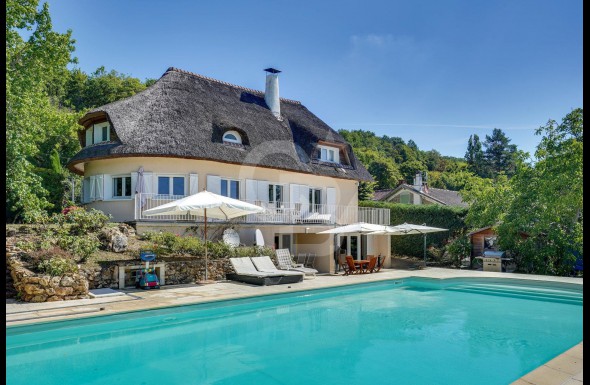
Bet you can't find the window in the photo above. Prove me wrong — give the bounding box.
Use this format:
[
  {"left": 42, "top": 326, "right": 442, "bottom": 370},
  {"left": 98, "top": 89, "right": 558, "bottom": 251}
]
[
  {"left": 158, "top": 176, "right": 185, "bottom": 196},
  {"left": 268, "top": 184, "right": 284, "bottom": 206},
  {"left": 318, "top": 145, "right": 339, "bottom": 163},
  {"left": 222, "top": 130, "right": 242, "bottom": 144},
  {"left": 85, "top": 122, "right": 110, "bottom": 146},
  {"left": 113, "top": 176, "right": 132, "bottom": 198},
  {"left": 399, "top": 192, "right": 411, "bottom": 204},
  {"left": 309, "top": 188, "right": 321, "bottom": 211},
  {"left": 221, "top": 178, "right": 240, "bottom": 199}
]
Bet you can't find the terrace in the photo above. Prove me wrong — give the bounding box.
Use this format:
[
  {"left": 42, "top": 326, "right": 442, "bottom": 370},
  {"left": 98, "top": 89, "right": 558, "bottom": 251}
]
[{"left": 134, "top": 193, "right": 391, "bottom": 225}]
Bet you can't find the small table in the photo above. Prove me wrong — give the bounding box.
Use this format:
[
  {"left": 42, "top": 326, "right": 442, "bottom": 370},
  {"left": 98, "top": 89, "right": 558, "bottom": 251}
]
[{"left": 354, "top": 260, "right": 369, "bottom": 273}]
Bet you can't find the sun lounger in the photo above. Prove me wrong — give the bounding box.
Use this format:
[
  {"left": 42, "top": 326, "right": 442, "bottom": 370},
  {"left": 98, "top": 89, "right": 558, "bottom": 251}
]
[
  {"left": 250, "top": 256, "right": 305, "bottom": 279},
  {"left": 275, "top": 249, "right": 318, "bottom": 277},
  {"left": 227, "top": 257, "right": 303, "bottom": 286}
]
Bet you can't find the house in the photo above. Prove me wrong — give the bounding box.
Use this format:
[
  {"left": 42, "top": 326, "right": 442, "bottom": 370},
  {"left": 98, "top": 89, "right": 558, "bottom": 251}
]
[
  {"left": 373, "top": 172, "right": 468, "bottom": 207},
  {"left": 66, "top": 67, "right": 391, "bottom": 273}
]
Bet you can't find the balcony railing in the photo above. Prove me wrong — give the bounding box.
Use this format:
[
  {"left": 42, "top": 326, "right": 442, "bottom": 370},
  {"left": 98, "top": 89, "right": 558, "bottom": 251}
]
[{"left": 135, "top": 193, "right": 390, "bottom": 225}]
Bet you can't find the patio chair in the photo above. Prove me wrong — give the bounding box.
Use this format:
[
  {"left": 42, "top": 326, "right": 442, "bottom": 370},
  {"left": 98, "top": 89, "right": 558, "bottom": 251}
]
[
  {"left": 275, "top": 249, "right": 318, "bottom": 278},
  {"left": 227, "top": 257, "right": 302, "bottom": 286},
  {"left": 296, "top": 253, "right": 307, "bottom": 265},
  {"left": 250, "top": 256, "right": 305, "bottom": 280},
  {"left": 337, "top": 254, "right": 348, "bottom": 274},
  {"left": 345, "top": 256, "right": 360, "bottom": 275},
  {"left": 374, "top": 254, "right": 386, "bottom": 272},
  {"left": 366, "top": 256, "right": 378, "bottom": 273},
  {"left": 305, "top": 253, "right": 317, "bottom": 268}
]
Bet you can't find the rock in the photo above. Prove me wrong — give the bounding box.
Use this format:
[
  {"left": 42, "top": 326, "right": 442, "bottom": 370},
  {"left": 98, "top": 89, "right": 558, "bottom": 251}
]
[
  {"left": 6, "top": 229, "right": 17, "bottom": 237},
  {"left": 29, "top": 294, "right": 48, "bottom": 302},
  {"left": 46, "top": 296, "right": 63, "bottom": 302},
  {"left": 23, "top": 284, "right": 45, "bottom": 295},
  {"left": 60, "top": 276, "right": 75, "bottom": 287},
  {"left": 118, "top": 223, "right": 136, "bottom": 237},
  {"left": 54, "top": 286, "right": 74, "bottom": 296},
  {"left": 99, "top": 228, "right": 128, "bottom": 253}
]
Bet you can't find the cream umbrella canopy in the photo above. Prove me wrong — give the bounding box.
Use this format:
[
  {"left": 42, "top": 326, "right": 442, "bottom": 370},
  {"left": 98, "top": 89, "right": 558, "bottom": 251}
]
[
  {"left": 143, "top": 190, "right": 264, "bottom": 282},
  {"left": 318, "top": 222, "right": 389, "bottom": 273},
  {"left": 369, "top": 222, "right": 448, "bottom": 267}
]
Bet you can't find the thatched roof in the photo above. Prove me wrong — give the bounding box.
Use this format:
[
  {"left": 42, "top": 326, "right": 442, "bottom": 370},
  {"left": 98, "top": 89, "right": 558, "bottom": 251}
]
[{"left": 67, "top": 67, "right": 372, "bottom": 181}]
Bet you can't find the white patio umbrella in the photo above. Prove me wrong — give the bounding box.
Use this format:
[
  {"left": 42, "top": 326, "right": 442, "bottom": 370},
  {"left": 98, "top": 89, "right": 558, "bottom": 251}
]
[
  {"left": 134, "top": 167, "right": 147, "bottom": 214},
  {"left": 369, "top": 222, "right": 448, "bottom": 266},
  {"left": 318, "top": 222, "right": 389, "bottom": 273},
  {"left": 143, "top": 190, "right": 264, "bottom": 282}
]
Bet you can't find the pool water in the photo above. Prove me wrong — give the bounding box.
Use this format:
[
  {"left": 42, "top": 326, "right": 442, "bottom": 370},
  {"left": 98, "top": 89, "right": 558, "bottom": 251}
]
[{"left": 6, "top": 278, "right": 583, "bottom": 385}]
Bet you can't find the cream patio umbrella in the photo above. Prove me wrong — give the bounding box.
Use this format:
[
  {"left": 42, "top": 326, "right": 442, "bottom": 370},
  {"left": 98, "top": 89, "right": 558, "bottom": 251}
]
[
  {"left": 317, "top": 222, "right": 389, "bottom": 273},
  {"left": 143, "top": 190, "right": 264, "bottom": 283},
  {"left": 369, "top": 222, "right": 448, "bottom": 267}
]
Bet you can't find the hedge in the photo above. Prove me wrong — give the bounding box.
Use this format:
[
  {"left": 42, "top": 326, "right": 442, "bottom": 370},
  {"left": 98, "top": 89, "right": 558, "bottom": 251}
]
[{"left": 360, "top": 201, "right": 468, "bottom": 257}]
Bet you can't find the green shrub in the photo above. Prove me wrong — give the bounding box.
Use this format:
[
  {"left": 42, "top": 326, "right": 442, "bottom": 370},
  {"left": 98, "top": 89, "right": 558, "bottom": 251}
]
[
  {"left": 445, "top": 234, "right": 471, "bottom": 267},
  {"left": 37, "top": 257, "right": 78, "bottom": 276},
  {"left": 56, "top": 233, "right": 100, "bottom": 262},
  {"left": 64, "top": 208, "right": 110, "bottom": 235},
  {"left": 360, "top": 201, "right": 468, "bottom": 257}
]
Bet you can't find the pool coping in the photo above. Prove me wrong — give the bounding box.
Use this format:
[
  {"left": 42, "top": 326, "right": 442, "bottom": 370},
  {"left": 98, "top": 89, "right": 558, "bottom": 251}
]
[{"left": 6, "top": 267, "right": 583, "bottom": 384}]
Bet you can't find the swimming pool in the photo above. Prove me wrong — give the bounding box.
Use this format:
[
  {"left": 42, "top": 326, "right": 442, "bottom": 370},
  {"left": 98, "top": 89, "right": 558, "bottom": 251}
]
[{"left": 6, "top": 278, "right": 583, "bottom": 385}]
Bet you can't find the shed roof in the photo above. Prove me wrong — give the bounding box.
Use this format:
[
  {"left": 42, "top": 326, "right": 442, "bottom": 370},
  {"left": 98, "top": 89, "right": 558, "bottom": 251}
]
[
  {"left": 372, "top": 184, "right": 468, "bottom": 207},
  {"left": 67, "top": 67, "right": 372, "bottom": 182}
]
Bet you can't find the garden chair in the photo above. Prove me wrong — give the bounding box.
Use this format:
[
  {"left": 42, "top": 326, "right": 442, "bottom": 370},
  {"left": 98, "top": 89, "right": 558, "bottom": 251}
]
[
  {"left": 305, "top": 253, "right": 317, "bottom": 268},
  {"left": 345, "top": 256, "right": 360, "bottom": 275},
  {"left": 366, "top": 256, "right": 378, "bottom": 273},
  {"left": 275, "top": 249, "right": 318, "bottom": 278}
]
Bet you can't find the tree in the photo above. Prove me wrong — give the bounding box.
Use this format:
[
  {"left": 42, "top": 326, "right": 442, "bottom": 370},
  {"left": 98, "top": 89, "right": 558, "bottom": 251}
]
[
  {"left": 6, "top": 0, "right": 78, "bottom": 222},
  {"left": 483, "top": 128, "right": 518, "bottom": 177},
  {"left": 358, "top": 181, "right": 377, "bottom": 201},
  {"left": 465, "top": 134, "right": 486, "bottom": 177},
  {"left": 368, "top": 159, "right": 401, "bottom": 190},
  {"left": 461, "top": 109, "right": 583, "bottom": 276}
]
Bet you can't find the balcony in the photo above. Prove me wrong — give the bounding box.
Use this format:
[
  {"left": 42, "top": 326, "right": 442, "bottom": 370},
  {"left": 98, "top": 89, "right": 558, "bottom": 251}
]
[{"left": 134, "top": 193, "right": 390, "bottom": 225}]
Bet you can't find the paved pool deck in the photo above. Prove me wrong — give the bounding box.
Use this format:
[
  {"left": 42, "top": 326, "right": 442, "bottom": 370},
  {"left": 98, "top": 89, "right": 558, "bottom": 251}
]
[{"left": 6, "top": 267, "right": 583, "bottom": 385}]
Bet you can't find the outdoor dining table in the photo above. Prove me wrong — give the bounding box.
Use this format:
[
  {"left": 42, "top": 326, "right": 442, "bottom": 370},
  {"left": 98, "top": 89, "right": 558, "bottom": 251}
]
[{"left": 354, "top": 259, "right": 370, "bottom": 273}]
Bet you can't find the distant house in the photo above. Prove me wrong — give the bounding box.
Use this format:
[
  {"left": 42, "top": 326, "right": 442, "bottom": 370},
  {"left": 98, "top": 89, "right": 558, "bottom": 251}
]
[
  {"left": 372, "top": 172, "right": 468, "bottom": 207},
  {"left": 66, "top": 67, "right": 392, "bottom": 273}
]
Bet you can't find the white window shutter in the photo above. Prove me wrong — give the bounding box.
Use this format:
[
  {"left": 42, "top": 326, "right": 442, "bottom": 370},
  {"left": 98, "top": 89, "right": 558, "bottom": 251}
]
[
  {"left": 207, "top": 175, "right": 221, "bottom": 194},
  {"left": 89, "top": 176, "right": 96, "bottom": 200},
  {"left": 299, "top": 185, "right": 310, "bottom": 205},
  {"left": 103, "top": 174, "right": 112, "bottom": 200},
  {"left": 131, "top": 172, "right": 138, "bottom": 196},
  {"left": 326, "top": 187, "right": 336, "bottom": 206},
  {"left": 93, "top": 124, "right": 102, "bottom": 144},
  {"left": 289, "top": 184, "right": 300, "bottom": 209},
  {"left": 189, "top": 174, "right": 199, "bottom": 195},
  {"left": 246, "top": 179, "right": 257, "bottom": 202},
  {"left": 143, "top": 172, "right": 153, "bottom": 195},
  {"left": 257, "top": 181, "right": 269, "bottom": 203},
  {"left": 85, "top": 128, "right": 93, "bottom": 147},
  {"left": 94, "top": 175, "right": 104, "bottom": 200},
  {"left": 83, "top": 178, "right": 91, "bottom": 203}
]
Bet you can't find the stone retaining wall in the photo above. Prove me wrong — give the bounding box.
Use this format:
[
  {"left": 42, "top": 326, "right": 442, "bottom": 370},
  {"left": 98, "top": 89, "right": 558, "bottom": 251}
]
[
  {"left": 6, "top": 241, "right": 240, "bottom": 301},
  {"left": 7, "top": 245, "right": 89, "bottom": 302}
]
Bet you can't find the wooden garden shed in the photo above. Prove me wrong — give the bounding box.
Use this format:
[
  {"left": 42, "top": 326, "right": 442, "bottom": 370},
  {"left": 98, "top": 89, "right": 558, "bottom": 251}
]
[{"left": 467, "top": 226, "right": 498, "bottom": 257}]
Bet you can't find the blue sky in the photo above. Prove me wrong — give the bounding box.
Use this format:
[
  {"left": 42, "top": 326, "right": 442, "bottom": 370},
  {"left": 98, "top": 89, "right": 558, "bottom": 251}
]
[{"left": 49, "top": 0, "right": 582, "bottom": 159}]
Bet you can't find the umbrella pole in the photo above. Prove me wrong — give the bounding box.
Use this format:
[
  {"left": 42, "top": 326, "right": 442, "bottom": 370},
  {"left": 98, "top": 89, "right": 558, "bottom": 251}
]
[
  {"left": 423, "top": 234, "right": 427, "bottom": 267},
  {"left": 204, "top": 209, "right": 208, "bottom": 281}
]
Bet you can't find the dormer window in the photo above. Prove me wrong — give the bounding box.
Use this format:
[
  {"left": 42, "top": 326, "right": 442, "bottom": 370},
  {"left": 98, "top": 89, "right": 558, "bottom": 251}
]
[
  {"left": 222, "top": 130, "right": 242, "bottom": 144},
  {"left": 318, "top": 145, "right": 340, "bottom": 163},
  {"left": 85, "top": 122, "right": 111, "bottom": 147}
]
